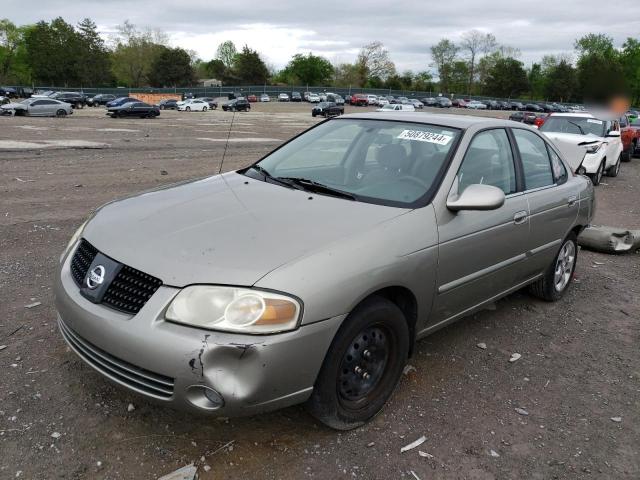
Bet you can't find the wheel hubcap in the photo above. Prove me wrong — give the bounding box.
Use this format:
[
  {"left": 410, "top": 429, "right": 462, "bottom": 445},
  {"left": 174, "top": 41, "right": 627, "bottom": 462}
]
[
  {"left": 554, "top": 241, "right": 575, "bottom": 292},
  {"left": 338, "top": 326, "right": 389, "bottom": 403}
]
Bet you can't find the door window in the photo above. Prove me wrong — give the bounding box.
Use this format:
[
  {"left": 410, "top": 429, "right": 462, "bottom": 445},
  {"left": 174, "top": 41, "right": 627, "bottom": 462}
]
[
  {"left": 513, "top": 129, "right": 554, "bottom": 190},
  {"left": 457, "top": 129, "right": 516, "bottom": 195}
]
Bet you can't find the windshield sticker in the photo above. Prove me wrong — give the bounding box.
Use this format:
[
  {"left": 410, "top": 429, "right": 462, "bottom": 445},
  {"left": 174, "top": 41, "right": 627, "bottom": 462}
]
[
  {"left": 587, "top": 119, "right": 603, "bottom": 124},
  {"left": 397, "top": 130, "right": 452, "bottom": 145}
]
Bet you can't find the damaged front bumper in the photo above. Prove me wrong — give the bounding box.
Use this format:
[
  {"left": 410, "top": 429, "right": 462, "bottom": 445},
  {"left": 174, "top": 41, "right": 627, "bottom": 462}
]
[{"left": 54, "top": 255, "right": 344, "bottom": 416}]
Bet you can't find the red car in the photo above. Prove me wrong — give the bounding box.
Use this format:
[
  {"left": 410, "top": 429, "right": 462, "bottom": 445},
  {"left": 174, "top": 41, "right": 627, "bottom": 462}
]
[
  {"left": 619, "top": 114, "right": 640, "bottom": 161},
  {"left": 246, "top": 94, "right": 257, "bottom": 103},
  {"left": 534, "top": 114, "right": 548, "bottom": 128},
  {"left": 451, "top": 99, "right": 467, "bottom": 108},
  {"left": 351, "top": 94, "right": 368, "bottom": 106}
]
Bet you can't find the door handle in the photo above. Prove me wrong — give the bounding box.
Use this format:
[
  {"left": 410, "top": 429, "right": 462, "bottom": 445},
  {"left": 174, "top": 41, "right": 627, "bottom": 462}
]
[
  {"left": 513, "top": 211, "right": 528, "bottom": 225},
  {"left": 567, "top": 195, "right": 577, "bottom": 207}
]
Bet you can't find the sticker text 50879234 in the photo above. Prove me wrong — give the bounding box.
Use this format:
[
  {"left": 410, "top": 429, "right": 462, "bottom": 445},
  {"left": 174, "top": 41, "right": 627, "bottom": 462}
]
[{"left": 397, "top": 130, "right": 453, "bottom": 145}]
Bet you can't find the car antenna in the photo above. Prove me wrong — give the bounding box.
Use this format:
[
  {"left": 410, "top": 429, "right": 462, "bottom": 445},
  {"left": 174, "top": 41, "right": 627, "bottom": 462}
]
[{"left": 218, "top": 108, "right": 236, "bottom": 175}]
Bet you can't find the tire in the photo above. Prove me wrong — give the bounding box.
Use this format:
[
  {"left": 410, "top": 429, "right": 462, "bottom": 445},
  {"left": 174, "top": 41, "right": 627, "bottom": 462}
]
[
  {"left": 589, "top": 160, "right": 604, "bottom": 186},
  {"left": 307, "top": 296, "right": 410, "bottom": 430},
  {"left": 212, "top": 105, "right": 217, "bottom": 110},
  {"left": 203, "top": 106, "right": 208, "bottom": 112},
  {"left": 633, "top": 139, "right": 639, "bottom": 157},
  {"left": 312, "top": 112, "right": 316, "bottom": 117},
  {"left": 529, "top": 233, "right": 578, "bottom": 302},
  {"left": 185, "top": 106, "right": 191, "bottom": 112},
  {"left": 56, "top": 109, "right": 67, "bottom": 117},
  {"left": 607, "top": 154, "right": 621, "bottom": 177},
  {"left": 621, "top": 147, "right": 632, "bottom": 162}
]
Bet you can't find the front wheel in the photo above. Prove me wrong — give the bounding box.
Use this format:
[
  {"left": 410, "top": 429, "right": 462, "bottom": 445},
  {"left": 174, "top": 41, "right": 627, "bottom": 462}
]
[
  {"left": 589, "top": 160, "right": 604, "bottom": 186},
  {"left": 607, "top": 154, "right": 621, "bottom": 177},
  {"left": 56, "top": 109, "right": 67, "bottom": 117},
  {"left": 529, "top": 233, "right": 578, "bottom": 301},
  {"left": 185, "top": 106, "right": 191, "bottom": 112},
  {"left": 307, "top": 296, "right": 409, "bottom": 430},
  {"left": 203, "top": 106, "right": 208, "bottom": 112}
]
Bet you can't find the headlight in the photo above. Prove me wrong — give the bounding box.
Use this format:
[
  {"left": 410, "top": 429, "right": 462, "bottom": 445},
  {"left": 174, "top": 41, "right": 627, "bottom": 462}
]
[
  {"left": 584, "top": 142, "right": 602, "bottom": 154},
  {"left": 165, "top": 286, "right": 301, "bottom": 334},
  {"left": 60, "top": 219, "right": 88, "bottom": 262}
]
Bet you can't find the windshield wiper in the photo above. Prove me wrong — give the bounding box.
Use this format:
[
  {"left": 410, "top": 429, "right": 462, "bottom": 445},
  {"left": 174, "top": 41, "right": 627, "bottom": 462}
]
[
  {"left": 567, "top": 121, "right": 585, "bottom": 135},
  {"left": 276, "top": 177, "right": 356, "bottom": 200},
  {"left": 249, "top": 165, "right": 302, "bottom": 189}
]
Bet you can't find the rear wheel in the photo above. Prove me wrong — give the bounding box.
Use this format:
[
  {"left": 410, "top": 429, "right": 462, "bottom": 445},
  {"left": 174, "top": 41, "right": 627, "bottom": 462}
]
[
  {"left": 621, "top": 147, "right": 632, "bottom": 162},
  {"left": 307, "top": 296, "right": 409, "bottom": 430},
  {"left": 607, "top": 154, "right": 621, "bottom": 177},
  {"left": 529, "top": 233, "right": 577, "bottom": 301}
]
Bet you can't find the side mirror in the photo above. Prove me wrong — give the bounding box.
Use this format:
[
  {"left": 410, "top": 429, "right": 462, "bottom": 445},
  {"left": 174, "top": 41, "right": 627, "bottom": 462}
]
[
  {"left": 447, "top": 183, "right": 506, "bottom": 212},
  {"left": 606, "top": 130, "right": 621, "bottom": 137}
]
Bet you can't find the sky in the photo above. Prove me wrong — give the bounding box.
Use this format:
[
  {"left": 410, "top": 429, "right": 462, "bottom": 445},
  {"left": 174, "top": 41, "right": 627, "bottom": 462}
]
[{"left": 4, "top": 0, "right": 640, "bottom": 73}]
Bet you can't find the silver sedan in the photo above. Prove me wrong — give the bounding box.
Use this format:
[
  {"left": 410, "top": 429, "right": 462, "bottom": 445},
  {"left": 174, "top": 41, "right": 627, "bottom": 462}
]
[
  {"left": 1, "top": 97, "right": 73, "bottom": 117},
  {"left": 55, "top": 113, "right": 593, "bottom": 429}
]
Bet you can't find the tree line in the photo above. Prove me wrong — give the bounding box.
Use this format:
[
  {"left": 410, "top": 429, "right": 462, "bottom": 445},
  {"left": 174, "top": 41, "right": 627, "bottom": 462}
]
[{"left": 0, "top": 17, "right": 638, "bottom": 104}]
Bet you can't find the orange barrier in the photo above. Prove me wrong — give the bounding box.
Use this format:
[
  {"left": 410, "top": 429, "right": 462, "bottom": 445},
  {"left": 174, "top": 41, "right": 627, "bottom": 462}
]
[{"left": 131, "top": 93, "right": 182, "bottom": 104}]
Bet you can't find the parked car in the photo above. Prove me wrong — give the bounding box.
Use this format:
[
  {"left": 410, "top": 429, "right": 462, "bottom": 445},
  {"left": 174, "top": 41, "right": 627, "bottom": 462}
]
[
  {"left": 421, "top": 97, "right": 437, "bottom": 107},
  {"left": 31, "top": 90, "right": 56, "bottom": 98},
  {"left": 435, "top": 97, "right": 452, "bottom": 108},
  {"left": 291, "top": 92, "right": 302, "bottom": 102},
  {"left": 351, "top": 94, "right": 368, "bottom": 106},
  {"left": 106, "top": 97, "right": 139, "bottom": 108},
  {"left": 50, "top": 92, "right": 87, "bottom": 108},
  {"left": 222, "top": 98, "right": 251, "bottom": 112},
  {"left": 244, "top": 94, "right": 256, "bottom": 103},
  {"left": 533, "top": 115, "right": 547, "bottom": 129},
  {"left": 343, "top": 95, "right": 352, "bottom": 105},
  {"left": 1, "top": 97, "right": 73, "bottom": 117},
  {"left": 629, "top": 118, "right": 640, "bottom": 156},
  {"left": 0, "top": 96, "right": 10, "bottom": 105},
  {"left": 377, "top": 98, "right": 390, "bottom": 106},
  {"left": 327, "top": 94, "right": 345, "bottom": 106},
  {"left": 508, "top": 111, "right": 539, "bottom": 125},
  {"left": 312, "top": 101, "right": 344, "bottom": 117},
  {"left": 466, "top": 100, "right": 487, "bottom": 110},
  {"left": 409, "top": 99, "right": 424, "bottom": 109},
  {"left": 278, "top": 93, "right": 290, "bottom": 102},
  {"left": 366, "top": 94, "right": 378, "bottom": 106},
  {"left": 509, "top": 101, "right": 525, "bottom": 111},
  {"left": 540, "top": 112, "right": 623, "bottom": 184},
  {"left": 87, "top": 94, "right": 116, "bottom": 107},
  {"left": 307, "top": 93, "right": 320, "bottom": 103},
  {"left": 451, "top": 99, "right": 467, "bottom": 108},
  {"left": 496, "top": 101, "right": 511, "bottom": 110},
  {"left": 0, "top": 86, "right": 18, "bottom": 98},
  {"left": 198, "top": 97, "right": 218, "bottom": 109},
  {"left": 260, "top": 94, "right": 270, "bottom": 102},
  {"left": 525, "top": 103, "right": 544, "bottom": 112},
  {"left": 618, "top": 114, "right": 640, "bottom": 161},
  {"left": 55, "top": 112, "right": 593, "bottom": 430},
  {"left": 376, "top": 104, "right": 415, "bottom": 112},
  {"left": 178, "top": 99, "right": 210, "bottom": 112},
  {"left": 107, "top": 101, "right": 160, "bottom": 118},
  {"left": 158, "top": 99, "right": 179, "bottom": 110}
]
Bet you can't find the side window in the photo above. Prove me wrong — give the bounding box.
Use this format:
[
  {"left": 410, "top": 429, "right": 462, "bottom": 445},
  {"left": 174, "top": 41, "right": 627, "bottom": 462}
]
[
  {"left": 513, "top": 129, "right": 554, "bottom": 189},
  {"left": 457, "top": 129, "right": 516, "bottom": 195},
  {"left": 32, "top": 100, "right": 44, "bottom": 106},
  {"left": 547, "top": 146, "right": 568, "bottom": 184},
  {"left": 619, "top": 116, "right": 628, "bottom": 128}
]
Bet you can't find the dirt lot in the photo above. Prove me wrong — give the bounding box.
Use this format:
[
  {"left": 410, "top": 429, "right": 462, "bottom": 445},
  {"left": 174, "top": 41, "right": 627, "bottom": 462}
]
[{"left": 1, "top": 103, "right": 638, "bottom": 480}]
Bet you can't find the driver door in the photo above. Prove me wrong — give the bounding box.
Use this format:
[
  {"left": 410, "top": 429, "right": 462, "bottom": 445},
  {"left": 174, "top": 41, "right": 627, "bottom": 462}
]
[{"left": 432, "top": 128, "right": 530, "bottom": 323}]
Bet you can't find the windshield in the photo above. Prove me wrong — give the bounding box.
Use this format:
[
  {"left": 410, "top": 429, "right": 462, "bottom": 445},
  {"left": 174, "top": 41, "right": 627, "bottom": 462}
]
[
  {"left": 249, "top": 119, "right": 461, "bottom": 207},
  {"left": 540, "top": 116, "right": 606, "bottom": 137}
]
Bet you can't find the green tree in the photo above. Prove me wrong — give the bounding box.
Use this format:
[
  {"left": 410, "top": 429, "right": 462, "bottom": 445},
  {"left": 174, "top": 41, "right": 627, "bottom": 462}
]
[
  {"left": 216, "top": 40, "right": 237, "bottom": 69},
  {"left": 148, "top": 46, "right": 195, "bottom": 87},
  {"left": 333, "top": 62, "right": 363, "bottom": 87},
  {"left": 111, "top": 20, "right": 165, "bottom": 87},
  {"left": 281, "top": 53, "right": 333, "bottom": 86},
  {"left": 483, "top": 57, "right": 528, "bottom": 98},
  {"left": 544, "top": 60, "right": 577, "bottom": 102},
  {"left": 575, "top": 33, "right": 616, "bottom": 57},
  {"left": 575, "top": 33, "right": 625, "bottom": 103},
  {"left": 620, "top": 38, "right": 640, "bottom": 105},
  {"left": 430, "top": 39, "right": 459, "bottom": 93},
  {"left": 527, "top": 63, "right": 544, "bottom": 99},
  {"left": 76, "top": 18, "right": 112, "bottom": 86},
  {"left": 356, "top": 41, "right": 396, "bottom": 84},
  {"left": 232, "top": 45, "right": 269, "bottom": 84}
]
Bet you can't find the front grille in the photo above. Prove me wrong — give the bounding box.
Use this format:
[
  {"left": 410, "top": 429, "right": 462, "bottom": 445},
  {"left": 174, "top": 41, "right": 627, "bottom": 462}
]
[
  {"left": 102, "top": 265, "right": 163, "bottom": 315},
  {"left": 58, "top": 317, "right": 174, "bottom": 399},
  {"left": 70, "top": 239, "right": 162, "bottom": 315},
  {"left": 70, "top": 240, "right": 98, "bottom": 286}
]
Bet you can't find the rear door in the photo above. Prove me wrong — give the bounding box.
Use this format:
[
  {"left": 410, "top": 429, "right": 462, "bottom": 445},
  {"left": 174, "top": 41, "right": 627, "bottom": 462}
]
[
  {"left": 433, "top": 128, "right": 530, "bottom": 322},
  {"left": 511, "top": 128, "right": 578, "bottom": 276}
]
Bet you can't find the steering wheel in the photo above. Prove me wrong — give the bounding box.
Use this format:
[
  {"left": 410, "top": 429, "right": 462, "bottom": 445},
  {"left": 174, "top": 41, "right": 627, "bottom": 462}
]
[{"left": 397, "top": 176, "right": 430, "bottom": 190}]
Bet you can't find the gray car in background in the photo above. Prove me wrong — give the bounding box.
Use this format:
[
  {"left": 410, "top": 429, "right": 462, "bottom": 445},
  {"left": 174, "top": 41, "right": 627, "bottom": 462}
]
[
  {"left": 1, "top": 97, "right": 73, "bottom": 117},
  {"left": 55, "top": 113, "right": 593, "bottom": 429}
]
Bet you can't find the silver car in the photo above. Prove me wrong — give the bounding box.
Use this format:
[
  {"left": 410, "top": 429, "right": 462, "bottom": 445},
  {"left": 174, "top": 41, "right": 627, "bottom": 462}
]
[
  {"left": 55, "top": 113, "right": 593, "bottom": 429},
  {"left": 1, "top": 97, "right": 73, "bottom": 117}
]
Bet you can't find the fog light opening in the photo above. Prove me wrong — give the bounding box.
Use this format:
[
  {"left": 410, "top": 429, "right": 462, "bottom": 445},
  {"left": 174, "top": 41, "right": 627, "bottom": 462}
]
[{"left": 186, "top": 385, "right": 225, "bottom": 411}]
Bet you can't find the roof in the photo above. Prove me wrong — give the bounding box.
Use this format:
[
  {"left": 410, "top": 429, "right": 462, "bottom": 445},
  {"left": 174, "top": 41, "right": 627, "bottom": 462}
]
[{"left": 340, "top": 111, "right": 514, "bottom": 129}]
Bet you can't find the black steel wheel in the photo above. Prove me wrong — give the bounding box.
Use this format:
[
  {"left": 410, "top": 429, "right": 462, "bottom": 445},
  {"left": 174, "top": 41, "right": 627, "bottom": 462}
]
[{"left": 307, "top": 296, "right": 409, "bottom": 430}]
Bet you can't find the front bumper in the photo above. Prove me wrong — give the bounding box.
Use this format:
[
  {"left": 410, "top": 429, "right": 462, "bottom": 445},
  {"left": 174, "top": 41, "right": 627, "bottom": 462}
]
[
  {"left": 54, "top": 250, "right": 344, "bottom": 416},
  {"left": 580, "top": 152, "right": 604, "bottom": 174}
]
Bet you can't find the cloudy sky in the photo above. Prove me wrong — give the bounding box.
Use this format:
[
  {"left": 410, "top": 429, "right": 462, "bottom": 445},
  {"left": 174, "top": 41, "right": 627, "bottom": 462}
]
[{"left": 5, "top": 0, "right": 640, "bottom": 73}]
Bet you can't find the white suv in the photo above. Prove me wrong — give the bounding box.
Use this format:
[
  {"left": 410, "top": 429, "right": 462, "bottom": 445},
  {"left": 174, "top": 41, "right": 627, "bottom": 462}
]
[{"left": 539, "top": 112, "right": 623, "bottom": 185}]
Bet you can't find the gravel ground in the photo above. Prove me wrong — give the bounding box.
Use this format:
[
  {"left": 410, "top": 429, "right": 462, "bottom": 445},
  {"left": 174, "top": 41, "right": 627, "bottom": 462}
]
[{"left": 1, "top": 103, "right": 638, "bottom": 480}]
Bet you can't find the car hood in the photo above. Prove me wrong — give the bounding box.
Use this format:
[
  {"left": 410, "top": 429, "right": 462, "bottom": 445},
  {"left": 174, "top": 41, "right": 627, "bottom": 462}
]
[
  {"left": 82, "top": 172, "right": 409, "bottom": 287},
  {"left": 542, "top": 132, "right": 603, "bottom": 170}
]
